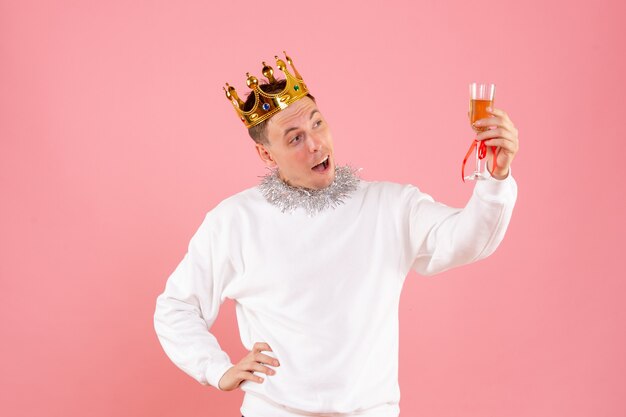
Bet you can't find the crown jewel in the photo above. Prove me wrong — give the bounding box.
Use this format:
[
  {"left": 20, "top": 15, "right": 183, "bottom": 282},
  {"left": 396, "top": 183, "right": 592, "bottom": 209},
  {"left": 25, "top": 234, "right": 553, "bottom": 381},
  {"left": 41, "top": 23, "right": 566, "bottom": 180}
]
[{"left": 223, "top": 51, "right": 310, "bottom": 128}]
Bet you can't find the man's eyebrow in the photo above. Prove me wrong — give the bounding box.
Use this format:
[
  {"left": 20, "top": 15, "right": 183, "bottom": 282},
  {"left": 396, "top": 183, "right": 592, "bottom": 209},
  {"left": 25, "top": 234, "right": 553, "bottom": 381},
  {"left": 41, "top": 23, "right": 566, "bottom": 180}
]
[{"left": 283, "top": 109, "right": 320, "bottom": 138}]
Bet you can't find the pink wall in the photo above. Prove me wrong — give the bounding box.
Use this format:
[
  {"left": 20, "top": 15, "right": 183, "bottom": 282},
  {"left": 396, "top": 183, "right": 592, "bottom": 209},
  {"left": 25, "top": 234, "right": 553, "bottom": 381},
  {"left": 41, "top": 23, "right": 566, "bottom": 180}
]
[{"left": 1, "top": 0, "right": 625, "bottom": 416}]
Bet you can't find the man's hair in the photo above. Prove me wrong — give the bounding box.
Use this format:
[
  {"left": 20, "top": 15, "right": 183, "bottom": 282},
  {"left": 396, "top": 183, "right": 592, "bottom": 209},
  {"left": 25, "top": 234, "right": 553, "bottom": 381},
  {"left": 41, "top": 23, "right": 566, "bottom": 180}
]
[{"left": 243, "top": 79, "right": 316, "bottom": 144}]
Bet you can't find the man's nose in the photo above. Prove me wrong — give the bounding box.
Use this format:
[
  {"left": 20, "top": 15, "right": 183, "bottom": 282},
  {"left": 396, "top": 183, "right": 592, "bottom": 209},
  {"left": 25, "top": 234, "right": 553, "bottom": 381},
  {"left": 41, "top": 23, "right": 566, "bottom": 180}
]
[{"left": 307, "top": 133, "right": 323, "bottom": 153}]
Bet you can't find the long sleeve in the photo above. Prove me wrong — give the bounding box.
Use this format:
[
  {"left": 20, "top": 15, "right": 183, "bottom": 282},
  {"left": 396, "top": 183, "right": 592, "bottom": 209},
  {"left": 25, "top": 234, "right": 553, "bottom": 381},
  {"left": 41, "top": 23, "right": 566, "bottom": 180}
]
[
  {"left": 153, "top": 211, "right": 235, "bottom": 390},
  {"left": 404, "top": 168, "right": 518, "bottom": 276}
]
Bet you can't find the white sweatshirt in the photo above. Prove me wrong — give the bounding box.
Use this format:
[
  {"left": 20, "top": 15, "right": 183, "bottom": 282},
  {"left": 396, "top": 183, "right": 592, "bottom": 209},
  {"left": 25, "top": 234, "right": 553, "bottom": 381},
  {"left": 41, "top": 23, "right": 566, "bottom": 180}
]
[{"left": 153, "top": 169, "right": 517, "bottom": 417}]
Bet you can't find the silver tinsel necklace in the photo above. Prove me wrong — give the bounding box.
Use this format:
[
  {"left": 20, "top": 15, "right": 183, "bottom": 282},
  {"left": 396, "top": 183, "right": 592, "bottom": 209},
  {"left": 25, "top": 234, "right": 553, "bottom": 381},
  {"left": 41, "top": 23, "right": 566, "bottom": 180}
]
[{"left": 258, "top": 165, "right": 361, "bottom": 216}]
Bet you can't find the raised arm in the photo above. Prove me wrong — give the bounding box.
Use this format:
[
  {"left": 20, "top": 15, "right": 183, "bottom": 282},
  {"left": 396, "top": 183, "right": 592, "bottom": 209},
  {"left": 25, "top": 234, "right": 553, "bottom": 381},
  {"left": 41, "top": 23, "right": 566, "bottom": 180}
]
[
  {"left": 405, "top": 168, "right": 518, "bottom": 276},
  {"left": 406, "top": 105, "right": 519, "bottom": 276}
]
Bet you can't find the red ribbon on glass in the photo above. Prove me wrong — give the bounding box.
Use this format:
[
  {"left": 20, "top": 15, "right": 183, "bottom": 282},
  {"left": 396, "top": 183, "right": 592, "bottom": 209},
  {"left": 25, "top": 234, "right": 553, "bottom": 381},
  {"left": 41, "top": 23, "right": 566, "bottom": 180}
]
[{"left": 461, "top": 139, "right": 499, "bottom": 182}]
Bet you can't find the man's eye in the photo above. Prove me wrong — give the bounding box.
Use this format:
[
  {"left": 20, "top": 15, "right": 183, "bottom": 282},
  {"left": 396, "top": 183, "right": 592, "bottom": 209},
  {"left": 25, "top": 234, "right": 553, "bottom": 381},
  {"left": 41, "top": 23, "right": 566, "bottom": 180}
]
[
  {"left": 314, "top": 120, "right": 322, "bottom": 127},
  {"left": 291, "top": 135, "right": 302, "bottom": 143}
]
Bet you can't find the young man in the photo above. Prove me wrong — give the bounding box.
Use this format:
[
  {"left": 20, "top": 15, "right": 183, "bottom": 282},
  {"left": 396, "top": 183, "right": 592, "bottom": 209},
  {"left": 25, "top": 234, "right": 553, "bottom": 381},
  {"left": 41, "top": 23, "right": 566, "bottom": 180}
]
[{"left": 154, "top": 52, "right": 519, "bottom": 417}]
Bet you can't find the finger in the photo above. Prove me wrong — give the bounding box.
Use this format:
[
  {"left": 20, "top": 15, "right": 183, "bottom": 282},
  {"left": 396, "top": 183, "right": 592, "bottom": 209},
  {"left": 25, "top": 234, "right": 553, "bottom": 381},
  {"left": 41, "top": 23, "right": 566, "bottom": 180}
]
[
  {"left": 487, "top": 106, "right": 511, "bottom": 122},
  {"left": 252, "top": 342, "right": 273, "bottom": 353},
  {"left": 239, "top": 370, "right": 265, "bottom": 384},
  {"left": 476, "top": 127, "right": 514, "bottom": 141},
  {"left": 485, "top": 136, "right": 519, "bottom": 153},
  {"left": 474, "top": 117, "right": 515, "bottom": 132},
  {"left": 479, "top": 129, "right": 519, "bottom": 152},
  {"left": 249, "top": 362, "right": 277, "bottom": 376},
  {"left": 255, "top": 353, "right": 280, "bottom": 366},
  {"left": 482, "top": 138, "right": 513, "bottom": 150},
  {"left": 488, "top": 107, "right": 517, "bottom": 131}
]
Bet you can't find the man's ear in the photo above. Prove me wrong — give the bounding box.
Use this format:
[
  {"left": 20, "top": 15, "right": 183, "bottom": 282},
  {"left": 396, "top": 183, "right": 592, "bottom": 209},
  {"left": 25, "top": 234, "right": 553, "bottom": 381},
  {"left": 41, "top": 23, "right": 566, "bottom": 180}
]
[{"left": 255, "top": 142, "right": 277, "bottom": 168}]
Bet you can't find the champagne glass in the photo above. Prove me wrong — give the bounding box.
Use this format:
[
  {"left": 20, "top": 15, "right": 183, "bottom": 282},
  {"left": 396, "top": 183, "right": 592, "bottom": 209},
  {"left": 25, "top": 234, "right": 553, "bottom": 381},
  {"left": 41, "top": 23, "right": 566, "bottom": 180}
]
[{"left": 463, "top": 82, "right": 496, "bottom": 181}]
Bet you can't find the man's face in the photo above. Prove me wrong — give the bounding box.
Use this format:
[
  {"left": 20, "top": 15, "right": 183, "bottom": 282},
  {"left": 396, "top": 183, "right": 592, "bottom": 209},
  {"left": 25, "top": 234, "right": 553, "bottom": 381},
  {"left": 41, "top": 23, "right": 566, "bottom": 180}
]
[{"left": 255, "top": 96, "right": 335, "bottom": 190}]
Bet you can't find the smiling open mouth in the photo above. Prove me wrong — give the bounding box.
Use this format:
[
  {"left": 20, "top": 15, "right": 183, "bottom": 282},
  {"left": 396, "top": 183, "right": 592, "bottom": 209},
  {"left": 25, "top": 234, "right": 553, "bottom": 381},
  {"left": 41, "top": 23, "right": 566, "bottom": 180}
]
[{"left": 312, "top": 156, "right": 330, "bottom": 172}]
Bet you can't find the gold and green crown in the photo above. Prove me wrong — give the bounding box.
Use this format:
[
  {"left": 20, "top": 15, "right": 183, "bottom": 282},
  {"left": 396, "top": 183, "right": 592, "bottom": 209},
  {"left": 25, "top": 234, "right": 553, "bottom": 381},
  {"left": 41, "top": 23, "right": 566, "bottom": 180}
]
[{"left": 223, "top": 51, "right": 310, "bottom": 129}]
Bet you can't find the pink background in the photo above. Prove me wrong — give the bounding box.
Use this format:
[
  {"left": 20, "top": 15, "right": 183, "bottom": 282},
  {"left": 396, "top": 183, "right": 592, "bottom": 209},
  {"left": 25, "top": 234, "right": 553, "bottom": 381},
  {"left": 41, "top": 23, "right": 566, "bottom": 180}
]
[{"left": 1, "top": 0, "right": 625, "bottom": 416}]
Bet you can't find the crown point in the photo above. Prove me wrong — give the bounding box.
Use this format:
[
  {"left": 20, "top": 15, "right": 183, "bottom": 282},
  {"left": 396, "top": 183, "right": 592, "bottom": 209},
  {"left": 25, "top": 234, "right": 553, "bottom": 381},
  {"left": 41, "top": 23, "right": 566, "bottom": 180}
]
[
  {"left": 246, "top": 74, "right": 259, "bottom": 89},
  {"left": 282, "top": 52, "right": 302, "bottom": 79},
  {"left": 283, "top": 51, "right": 292, "bottom": 64},
  {"left": 262, "top": 62, "right": 276, "bottom": 83},
  {"left": 223, "top": 83, "right": 232, "bottom": 100},
  {"left": 224, "top": 84, "right": 244, "bottom": 108}
]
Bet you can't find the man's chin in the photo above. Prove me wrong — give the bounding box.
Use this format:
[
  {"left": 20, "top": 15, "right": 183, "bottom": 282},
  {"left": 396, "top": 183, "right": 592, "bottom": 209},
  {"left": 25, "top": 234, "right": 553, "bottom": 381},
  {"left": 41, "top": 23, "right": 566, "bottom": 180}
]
[
  {"left": 280, "top": 164, "right": 336, "bottom": 190},
  {"left": 308, "top": 172, "right": 335, "bottom": 190}
]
